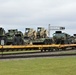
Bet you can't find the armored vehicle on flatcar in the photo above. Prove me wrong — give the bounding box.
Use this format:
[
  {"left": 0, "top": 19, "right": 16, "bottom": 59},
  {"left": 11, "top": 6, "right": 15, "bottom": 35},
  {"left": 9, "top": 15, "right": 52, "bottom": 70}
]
[
  {"left": 5, "top": 29, "right": 18, "bottom": 45},
  {"left": 14, "top": 31, "right": 24, "bottom": 45},
  {"left": 73, "top": 34, "right": 76, "bottom": 44},
  {"left": 37, "top": 27, "right": 47, "bottom": 38},
  {"left": 53, "top": 31, "right": 73, "bottom": 44},
  {"left": 23, "top": 28, "right": 36, "bottom": 44},
  {"left": 32, "top": 27, "right": 53, "bottom": 45}
]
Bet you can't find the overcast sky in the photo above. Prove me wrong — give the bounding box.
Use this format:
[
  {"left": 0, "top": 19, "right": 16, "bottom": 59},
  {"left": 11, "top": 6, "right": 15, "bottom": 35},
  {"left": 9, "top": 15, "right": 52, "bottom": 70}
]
[{"left": 0, "top": 0, "right": 76, "bottom": 36}]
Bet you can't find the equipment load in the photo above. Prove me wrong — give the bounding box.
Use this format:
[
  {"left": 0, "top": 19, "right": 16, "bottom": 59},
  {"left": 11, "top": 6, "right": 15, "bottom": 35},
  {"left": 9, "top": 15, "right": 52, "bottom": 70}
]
[
  {"left": 32, "top": 27, "right": 53, "bottom": 45},
  {"left": 24, "top": 28, "right": 36, "bottom": 39},
  {"left": 14, "top": 31, "right": 24, "bottom": 45},
  {"left": 6, "top": 29, "right": 18, "bottom": 45},
  {"left": 37, "top": 27, "right": 47, "bottom": 38},
  {"left": 73, "top": 34, "right": 76, "bottom": 44},
  {"left": 24, "top": 28, "right": 36, "bottom": 44},
  {"left": 53, "top": 31, "right": 73, "bottom": 44}
]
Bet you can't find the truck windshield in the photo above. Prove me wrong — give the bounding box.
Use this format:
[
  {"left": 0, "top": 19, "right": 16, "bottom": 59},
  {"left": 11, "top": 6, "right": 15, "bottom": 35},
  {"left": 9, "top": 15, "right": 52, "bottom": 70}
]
[{"left": 53, "top": 33, "right": 65, "bottom": 38}]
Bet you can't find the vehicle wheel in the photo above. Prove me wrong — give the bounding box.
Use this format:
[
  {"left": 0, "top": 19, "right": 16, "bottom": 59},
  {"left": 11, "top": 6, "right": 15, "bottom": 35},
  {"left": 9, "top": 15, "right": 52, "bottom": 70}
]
[
  {"left": 17, "top": 37, "right": 24, "bottom": 45},
  {"left": 13, "top": 37, "right": 18, "bottom": 45}
]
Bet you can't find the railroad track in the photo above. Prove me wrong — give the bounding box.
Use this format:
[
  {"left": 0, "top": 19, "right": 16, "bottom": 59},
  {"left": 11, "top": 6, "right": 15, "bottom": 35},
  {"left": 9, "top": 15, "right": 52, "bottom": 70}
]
[{"left": 0, "top": 49, "right": 76, "bottom": 59}]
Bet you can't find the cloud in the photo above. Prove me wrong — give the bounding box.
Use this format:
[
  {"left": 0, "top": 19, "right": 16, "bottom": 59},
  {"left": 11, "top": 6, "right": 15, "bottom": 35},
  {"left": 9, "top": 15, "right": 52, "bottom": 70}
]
[{"left": 0, "top": 0, "right": 76, "bottom": 36}]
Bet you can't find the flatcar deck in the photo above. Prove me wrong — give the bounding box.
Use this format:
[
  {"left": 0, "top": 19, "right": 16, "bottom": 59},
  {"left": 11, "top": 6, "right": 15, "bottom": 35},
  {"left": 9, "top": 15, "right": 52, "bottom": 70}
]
[{"left": 0, "top": 44, "right": 76, "bottom": 52}]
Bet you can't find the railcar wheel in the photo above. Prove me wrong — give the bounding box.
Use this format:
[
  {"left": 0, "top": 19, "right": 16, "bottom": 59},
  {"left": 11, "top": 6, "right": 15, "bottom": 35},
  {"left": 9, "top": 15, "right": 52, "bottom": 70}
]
[
  {"left": 55, "top": 48, "right": 59, "bottom": 51},
  {"left": 41, "top": 49, "right": 43, "bottom": 52}
]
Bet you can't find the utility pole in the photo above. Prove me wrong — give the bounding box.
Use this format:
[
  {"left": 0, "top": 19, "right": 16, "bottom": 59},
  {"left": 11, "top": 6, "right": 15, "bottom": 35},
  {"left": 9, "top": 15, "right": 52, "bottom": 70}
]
[
  {"left": 48, "top": 24, "right": 65, "bottom": 37},
  {"left": 48, "top": 24, "right": 51, "bottom": 37}
]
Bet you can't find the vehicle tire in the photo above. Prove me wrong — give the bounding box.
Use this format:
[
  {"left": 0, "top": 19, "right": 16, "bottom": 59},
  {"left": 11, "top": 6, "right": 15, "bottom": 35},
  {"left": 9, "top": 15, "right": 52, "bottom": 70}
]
[
  {"left": 17, "top": 37, "right": 24, "bottom": 45},
  {"left": 13, "top": 37, "right": 18, "bottom": 45}
]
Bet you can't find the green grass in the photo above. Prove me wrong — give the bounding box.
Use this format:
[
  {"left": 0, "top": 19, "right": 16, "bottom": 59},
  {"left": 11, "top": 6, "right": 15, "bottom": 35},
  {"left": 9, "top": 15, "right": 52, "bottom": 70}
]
[{"left": 0, "top": 57, "right": 76, "bottom": 75}]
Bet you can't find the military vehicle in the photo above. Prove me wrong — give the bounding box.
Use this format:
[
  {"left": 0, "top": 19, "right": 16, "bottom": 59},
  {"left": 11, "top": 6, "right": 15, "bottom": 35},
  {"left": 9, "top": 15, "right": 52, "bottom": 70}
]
[
  {"left": 0, "top": 27, "right": 6, "bottom": 45},
  {"left": 32, "top": 27, "right": 53, "bottom": 45},
  {"left": 73, "top": 34, "right": 76, "bottom": 44},
  {"left": 5, "top": 29, "right": 18, "bottom": 45},
  {"left": 52, "top": 31, "right": 73, "bottom": 44},
  {"left": 24, "top": 28, "right": 36, "bottom": 39},
  {"left": 23, "top": 28, "right": 36, "bottom": 44},
  {"left": 37, "top": 27, "right": 47, "bottom": 38},
  {"left": 14, "top": 31, "right": 24, "bottom": 45}
]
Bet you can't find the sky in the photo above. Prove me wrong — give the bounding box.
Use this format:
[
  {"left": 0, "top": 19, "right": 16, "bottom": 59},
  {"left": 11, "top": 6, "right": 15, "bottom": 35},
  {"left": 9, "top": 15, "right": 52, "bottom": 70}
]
[{"left": 0, "top": 0, "right": 76, "bottom": 36}]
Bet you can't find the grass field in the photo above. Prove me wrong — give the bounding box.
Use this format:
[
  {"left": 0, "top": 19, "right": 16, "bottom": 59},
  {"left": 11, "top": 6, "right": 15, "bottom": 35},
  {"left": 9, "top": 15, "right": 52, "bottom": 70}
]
[{"left": 0, "top": 57, "right": 76, "bottom": 75}]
